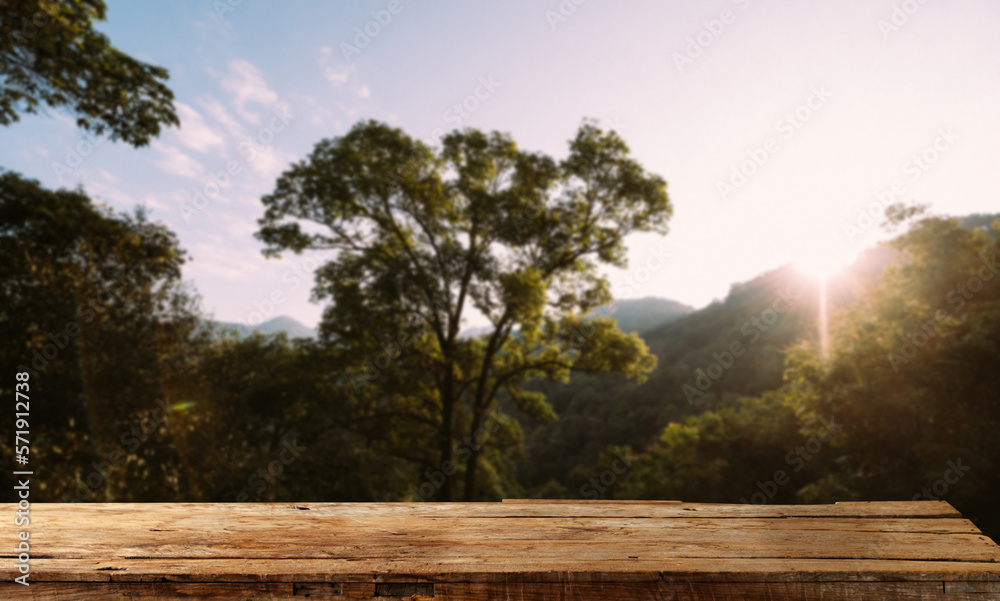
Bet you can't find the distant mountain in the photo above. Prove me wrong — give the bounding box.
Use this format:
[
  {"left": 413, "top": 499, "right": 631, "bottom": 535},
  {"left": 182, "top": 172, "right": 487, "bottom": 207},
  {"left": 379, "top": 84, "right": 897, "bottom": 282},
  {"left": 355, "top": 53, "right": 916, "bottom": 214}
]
[
  {"left": 212, "top": 316, "right": 318, "bottom": 340},
  {"left": 960, "top": 213, "right": 1000, "bottom": 231},
  {"left": 600, "top": 297, "right": 695, "bottom": 335},
  {"left": 458, "top": 325, "right": 495, "bottom": 339},
  {"left": 458, "top": 297, "right": 694, "bottom": 339}
]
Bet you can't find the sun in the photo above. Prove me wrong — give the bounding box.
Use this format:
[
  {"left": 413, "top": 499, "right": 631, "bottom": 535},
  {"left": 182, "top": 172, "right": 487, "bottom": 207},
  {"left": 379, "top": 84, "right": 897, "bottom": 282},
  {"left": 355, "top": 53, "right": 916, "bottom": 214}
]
[
  {"left": 793, "top": 247, "right": 856, "bottom": 281},
  {"left": 791, "top": 242, "right": 857, "bottom": 362}
]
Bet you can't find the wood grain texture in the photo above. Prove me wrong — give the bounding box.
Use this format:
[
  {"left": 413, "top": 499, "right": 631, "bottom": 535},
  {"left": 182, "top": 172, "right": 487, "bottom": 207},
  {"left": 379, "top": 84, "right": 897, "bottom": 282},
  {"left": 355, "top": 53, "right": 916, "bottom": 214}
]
[{"left": 1, "top": 501, "right": 996, "bottom": 600}]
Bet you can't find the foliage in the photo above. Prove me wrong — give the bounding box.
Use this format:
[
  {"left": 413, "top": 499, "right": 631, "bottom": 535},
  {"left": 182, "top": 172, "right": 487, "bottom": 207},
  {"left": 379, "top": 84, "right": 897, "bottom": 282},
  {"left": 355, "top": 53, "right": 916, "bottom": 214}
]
[
  {"left": 0, "top": 172, "right": 420, "bottom": 503},
  {"left": 256, "top": 119, "right": 671, "bottom": 500},
  {"left": 612, "top": 213, "right": 1000, "bottom": 541},
  {"left": 779, "top": 215, "right": 1000, "bottom": 537},
  {"left": 0, "top": 0, "right": 178, "bottom": 146},
  {"left": 175, "top": 333, "right": 417, "bottom": 502},
  {"left": 0, "top": 170, "right": 198, "bottom": 501}
]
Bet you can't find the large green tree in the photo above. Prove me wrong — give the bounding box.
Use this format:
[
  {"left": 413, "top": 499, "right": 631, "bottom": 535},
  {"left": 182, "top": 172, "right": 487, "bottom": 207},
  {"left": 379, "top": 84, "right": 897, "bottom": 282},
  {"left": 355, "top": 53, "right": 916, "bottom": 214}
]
[
  {"left": 257, "top": 120, "right": 671, "bottom": 500},
  {"left": 1, "top": 0, "right": 178, "bottom": 146},
  {"left": 0, "top": 171, "right": 200, "bottom": 501}
]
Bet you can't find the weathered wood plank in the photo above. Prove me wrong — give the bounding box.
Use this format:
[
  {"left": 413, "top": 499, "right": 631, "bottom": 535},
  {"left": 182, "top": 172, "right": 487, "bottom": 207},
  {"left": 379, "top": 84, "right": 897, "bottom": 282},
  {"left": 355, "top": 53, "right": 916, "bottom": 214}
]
[
  {"left": 0, "top": 500, "right": 994, "bottom": 600},
  {"left": 0, "top": 581, "right": 992, "bottom": 601},
  {"left": 19, "top": 557, "right": 1000, "bottom": 583},
  {"left": 0, "top": 582, "right": 293, "bottom": 600},
  {"left": 656, "top": 582, "right": 974, "bottom": 601},
  {"left": 17, "top": 500, "right": 965, "bottom": 519},
  {"left": 24, "top": 527, "right": 1000, "bottom": 562},
  {"left": 247, "top": 499, "right": 953, "bottom": 516},
  {"left": 35, "top": 516, "right": 984, "bottom": 535},
  {"left": 2, "top": 580, "right": 993, "bottom": 601},
  {"left": 21, "top": 542, "right": 999, "bottom": 565},
  {"left": 501, "top": 498, "right": 684, "bottom": 504},
  {"left": 439, "top": 581, "right": 979, "bottom": 601}
]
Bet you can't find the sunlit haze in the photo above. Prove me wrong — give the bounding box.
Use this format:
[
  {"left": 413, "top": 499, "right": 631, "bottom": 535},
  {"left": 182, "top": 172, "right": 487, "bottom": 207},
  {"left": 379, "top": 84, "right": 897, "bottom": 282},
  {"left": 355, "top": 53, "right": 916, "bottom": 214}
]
[{"left": 3, "top": 0, "right": 998, "bottom": 330}]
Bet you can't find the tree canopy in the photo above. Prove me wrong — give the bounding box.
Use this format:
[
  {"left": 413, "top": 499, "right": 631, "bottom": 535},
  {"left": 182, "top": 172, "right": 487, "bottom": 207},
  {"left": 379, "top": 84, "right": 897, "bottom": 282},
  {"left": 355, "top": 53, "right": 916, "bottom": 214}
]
[
  {"left": 607, "top": 211, "right": 1000, "bottom": 540},
  {"left": 256, "top": 119, "right": 672, "bottom": 500},
  {"left": 0, "top": 172, "right": 419, "bottom": 504},
  {"left": 0, "top": 170, "right": 198, "bottom": 500},
  {"left": 1, "top": 0, "right": 178, "bottom": 146}
]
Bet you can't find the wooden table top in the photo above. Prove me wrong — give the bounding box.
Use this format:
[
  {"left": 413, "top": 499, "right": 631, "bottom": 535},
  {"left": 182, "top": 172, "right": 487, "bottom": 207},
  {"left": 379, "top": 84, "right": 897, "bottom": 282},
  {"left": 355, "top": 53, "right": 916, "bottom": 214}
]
[{"left": 2, "top": 500, "right": 998, "bottom": 600}]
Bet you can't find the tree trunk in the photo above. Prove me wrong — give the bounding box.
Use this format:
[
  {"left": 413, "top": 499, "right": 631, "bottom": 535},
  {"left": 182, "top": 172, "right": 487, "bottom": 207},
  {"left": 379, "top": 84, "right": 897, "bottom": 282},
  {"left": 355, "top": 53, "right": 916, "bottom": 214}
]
[
  {"left": 438, "top": 371, "right": 454, "bottom": 501},
  {"left": 462, "top": 409, "right": 485, "bottom": 501}
]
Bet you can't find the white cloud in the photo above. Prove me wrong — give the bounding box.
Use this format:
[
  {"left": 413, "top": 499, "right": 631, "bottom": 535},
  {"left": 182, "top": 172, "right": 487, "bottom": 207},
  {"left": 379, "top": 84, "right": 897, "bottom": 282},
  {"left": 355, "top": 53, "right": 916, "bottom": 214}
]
[
  {"left": 221, "top": 215, "right": 258, "bottom": 238},
  {"left": 137, "top": 194, "right": 173, "bottom": 214},
  {"left": 246, "top": 144, "right": 296, "bottom": 180},
  {"left": 189, "top": 242, "right": 269, "bottom": 283},
  {"left": 333, "top": 101, "right": 359, "bottom": 120},
  {"left": 323, "top": 64, "right": 354, "bottom": 87},
  {"left": 319, "top": 49, "right": 369, "bottom": 99},
  {"left": 198, "top": 95, "right": 295, "bottom": 179},
  {"left": 217, "top": 59, "right": 279, "bottom": 124},
  {"left": 188, "top": 257, "right": 254, "bottom": 283},
  {"left": 199, "top": 96, "right": 247, "bottom": 141},
  {"left": 293, "top": 92, "right": 333, "bottom": 126},
  {"left": 151, "top": 141, "right": 205, "bottom": 178},
  {"left": 85, "top": 181, "right": 134, "bottom": 208},
  {"left": 175, "top": 102, "right": 226, "bottom": 154},
  {"left": 84, "top": 182, "right": 172, "bottom": 217}
]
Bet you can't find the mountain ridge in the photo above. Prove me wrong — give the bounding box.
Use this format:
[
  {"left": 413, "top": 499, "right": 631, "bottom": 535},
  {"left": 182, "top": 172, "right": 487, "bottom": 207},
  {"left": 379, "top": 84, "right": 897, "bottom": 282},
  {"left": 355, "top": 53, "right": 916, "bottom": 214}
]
[{"left": 212, "top": 315, "right": 318, "bottom": 340}]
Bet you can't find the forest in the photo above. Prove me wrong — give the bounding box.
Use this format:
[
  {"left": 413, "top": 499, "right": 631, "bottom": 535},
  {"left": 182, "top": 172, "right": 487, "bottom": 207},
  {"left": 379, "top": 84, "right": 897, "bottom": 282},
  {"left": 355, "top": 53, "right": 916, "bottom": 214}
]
[
  {"left": 2, "top": 0, "right": 998, "bottom": 546},
  {"left": 3, "top": 164, "right": 998, "bottom": 539}
]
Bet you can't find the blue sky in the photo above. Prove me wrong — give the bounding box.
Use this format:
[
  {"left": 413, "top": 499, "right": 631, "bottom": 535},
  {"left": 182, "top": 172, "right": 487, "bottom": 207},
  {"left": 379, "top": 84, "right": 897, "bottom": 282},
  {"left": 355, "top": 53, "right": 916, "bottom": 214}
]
[{"left": 4, "top": 0, "right": 1000, "bottom": 330}]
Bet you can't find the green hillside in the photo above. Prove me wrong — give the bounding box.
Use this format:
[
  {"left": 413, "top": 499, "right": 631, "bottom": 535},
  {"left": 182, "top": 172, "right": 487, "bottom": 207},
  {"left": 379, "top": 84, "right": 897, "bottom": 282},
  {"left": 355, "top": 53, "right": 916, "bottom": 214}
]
[
  {"left": 514, "top": 244, "right": 898, "bottom": 497},
  {"left": 601, "top": 297, "right": 694, "bottom": 335}
]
